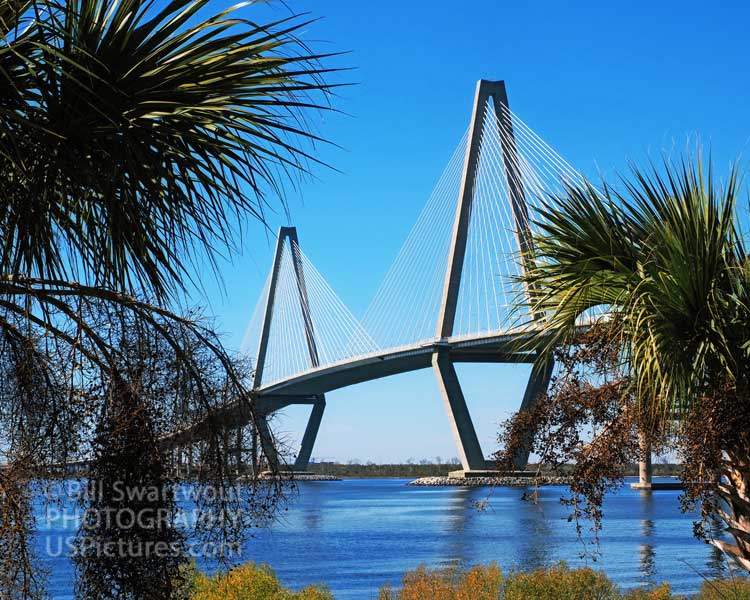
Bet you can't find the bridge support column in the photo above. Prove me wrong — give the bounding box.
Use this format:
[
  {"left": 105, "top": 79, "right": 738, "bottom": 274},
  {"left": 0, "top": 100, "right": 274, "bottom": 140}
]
[
  {"left": 235, "top": 426, "right": 243, "bottom": 475},
  {"left": 256, "top": 415, "right": 278, "bottom": 471},
  {"left": 636, "top": 431, "right": 653, "bottom": 490},
  {"left": 432, "top": 349, "right": 486, "bottom": 471},
  {"left": 173, "top": 447, "right": 181, "bottom": 479},
  {"left": 431, "top": 80, "right": 551, "bottom": 474},
  {"left": 294, "top": 396, "right": 326, "bottom": 471},
  {"left": 252, "top": 227, "right": 321, "bottom": 474},
  {"left": 251, "top": 425, "right": 259, "bottom": 474},
  {"left": 222, "top": 429, "right": 229, "bottom": 472},
  {"left": 512, "top": 356, "right": 554, "bottom": 470}
]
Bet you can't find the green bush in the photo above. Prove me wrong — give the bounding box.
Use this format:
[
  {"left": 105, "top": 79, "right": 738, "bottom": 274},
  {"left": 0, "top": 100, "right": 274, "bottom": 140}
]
[
  {"left": 188, "top": 560, "right": 750, "bottom": 600},
  {"left": 502, "top": 564, "right": 618, "bottom": 599},
  {"left": 379, "top": 563, "right": 678, "bottom": 600},
  {"left": 377, "top": 564, "right": 503, "bottom": 600},
  {"left": 189, "top": 562, "right": 334, "bottom": 600},
  {"left": 621, "top": 583, "right": 675, "bottom": 600},
  {"left": 697, "top": 576, "right": 750, "bottom": 600}
]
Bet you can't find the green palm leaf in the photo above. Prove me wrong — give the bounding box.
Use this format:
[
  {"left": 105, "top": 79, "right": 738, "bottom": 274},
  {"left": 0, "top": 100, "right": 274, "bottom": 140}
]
[
  {"left": 0, "top": 0, "right": 340, "bottom": 301},
  {"left": 521, "top": 154, "right": 747, "bottom": 421}
]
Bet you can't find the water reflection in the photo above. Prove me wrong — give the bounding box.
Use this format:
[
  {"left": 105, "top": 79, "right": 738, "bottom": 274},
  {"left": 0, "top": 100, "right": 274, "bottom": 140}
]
[
  {"left": 441, "top": 487, "right": 474, "bottom": 568},
  {"left": 514, "top": 487, "right": 553, "bottom": 570},
  {"left": 300, "top": 486, "right": 324, "bottom": 532},
  {"left": 638, "top": 491, "right": 656, "bottom": 583},
  {"left": 639, "top": 520, "right": 656, "bottom": 582},
  {"left": 435, "top": 484, "right": 556, "bottom": 571}
]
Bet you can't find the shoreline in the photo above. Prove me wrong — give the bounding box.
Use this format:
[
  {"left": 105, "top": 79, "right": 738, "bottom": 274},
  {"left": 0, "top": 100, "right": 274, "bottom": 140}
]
[
  {"left": 408, "top": 475, "right": 573, "bottom": 487},
  {"left": 258, "top": 473, "right": 575, "bottom": 486}
]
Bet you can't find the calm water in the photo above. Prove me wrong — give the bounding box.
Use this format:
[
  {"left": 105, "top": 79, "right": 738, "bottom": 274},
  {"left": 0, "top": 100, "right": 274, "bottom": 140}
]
[{"left": 37, "top": 477, "right": 733, "bottom": 599}]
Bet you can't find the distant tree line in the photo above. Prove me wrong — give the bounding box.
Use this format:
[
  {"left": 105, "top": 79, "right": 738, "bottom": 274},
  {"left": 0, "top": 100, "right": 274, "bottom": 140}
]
[{"left": 307, "top": 460, "right": 680, "bottom": 478}]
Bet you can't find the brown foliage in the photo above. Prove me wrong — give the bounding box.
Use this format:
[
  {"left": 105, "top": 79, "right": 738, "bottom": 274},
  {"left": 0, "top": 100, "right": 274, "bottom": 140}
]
[
  {"left": 496, "top": 324, "right": 649, "bottom": 553},
  {"left": 498, "top": 321, "right": 750, "bottom": 568},
  {"left": 0, "top": 298, "right": 286, "bottom": 599},
  {"left": 680, "top": 386, "right": 750, "bottom": 569}
]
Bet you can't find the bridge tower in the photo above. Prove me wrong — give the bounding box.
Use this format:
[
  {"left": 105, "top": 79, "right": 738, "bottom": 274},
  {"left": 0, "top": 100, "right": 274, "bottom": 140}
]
[
  {"left": 253, "top": 226, "right": 326, "bottom": 471},
  {"left": 245, "top": 81, "right": 555, "bottom": 475},
  {"left": 434, "top": 79, "right": 553, "bottom": 473}
]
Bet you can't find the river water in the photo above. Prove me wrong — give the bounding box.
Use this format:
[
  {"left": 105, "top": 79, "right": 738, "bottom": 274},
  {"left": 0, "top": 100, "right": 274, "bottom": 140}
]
[{"left": 37, "top": 477, "right": 734, "bottom": 599}]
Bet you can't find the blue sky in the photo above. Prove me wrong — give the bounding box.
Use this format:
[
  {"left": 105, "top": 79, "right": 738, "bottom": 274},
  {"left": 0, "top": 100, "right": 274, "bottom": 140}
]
[{"left": 195, "top": 1, "right": 750, "bottom": 463}]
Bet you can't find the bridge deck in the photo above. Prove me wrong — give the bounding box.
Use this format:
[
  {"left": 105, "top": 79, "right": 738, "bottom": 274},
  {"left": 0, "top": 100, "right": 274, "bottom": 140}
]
[
  {"left": 259, "top": 328, "right": 538, "bottom": 397},
  {"left": 162, "top": 330, "right": 540, "bottom": 446}
]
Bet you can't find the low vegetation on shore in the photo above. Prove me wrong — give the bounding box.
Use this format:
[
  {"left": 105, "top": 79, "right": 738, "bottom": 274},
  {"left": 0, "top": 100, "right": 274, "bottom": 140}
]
[
  {"left": 307, "top": 462, "right": 464, "bottom": 478},
  {"left": 306, "top": 462, "right": 681, "bottom": 478},
  {"left": 186, "top": 562, "right": 750, "bottom": 600},
  {"left": 185, "top": 562, "right": 332, "bottom": 600}
]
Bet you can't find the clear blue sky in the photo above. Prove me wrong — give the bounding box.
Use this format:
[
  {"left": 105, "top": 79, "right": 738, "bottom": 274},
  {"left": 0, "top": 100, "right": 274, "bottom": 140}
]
[{"left": 194, "top": 0, "right": 750, "bottom": 463}]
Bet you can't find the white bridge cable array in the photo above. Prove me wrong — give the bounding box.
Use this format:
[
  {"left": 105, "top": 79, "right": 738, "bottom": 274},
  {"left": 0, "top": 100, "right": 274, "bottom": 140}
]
[
  {"left": 490, "top": 102, "right": 609, "bottom": 324},
  {"left": 493, "top": 102, "right": 589, "bottom": 218},
  {"left": 242, "top": 237, "right": 379, "bottom": 386},
  {"left": 242, "top": 97, "right": 595, "bottom": 385},
  {"left": 361, "top": 128, "right": 470, "bottom": 349},
  {"left": 453, "top": 104, "right": 528, "bottom": 337},
  {"left": 241, "top": 270, "right": 271, "bottom": 357},
  {"left": 364, "top": 99, "right": 591, "bottom": 344}
]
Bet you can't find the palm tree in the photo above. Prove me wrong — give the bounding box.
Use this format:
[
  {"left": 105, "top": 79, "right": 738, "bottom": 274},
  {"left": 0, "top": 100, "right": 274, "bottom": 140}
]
[
  {"left": 0, "top": 0, "right": 338, "bottom": 597},
  {"left": 2, "top": 0, "right": 336, "bottom": 299},
  {"left": 514, "top": 155, "right": 750, "bottom": 569}
]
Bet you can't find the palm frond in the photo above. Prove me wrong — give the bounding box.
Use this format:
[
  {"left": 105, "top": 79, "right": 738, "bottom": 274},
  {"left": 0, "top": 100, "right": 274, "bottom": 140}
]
[
  {"left": 519, "top": 152, "right": 749, "bottom": 420},
  {"left": 0, "top": 0, "right": 341, "bottom": 301}
]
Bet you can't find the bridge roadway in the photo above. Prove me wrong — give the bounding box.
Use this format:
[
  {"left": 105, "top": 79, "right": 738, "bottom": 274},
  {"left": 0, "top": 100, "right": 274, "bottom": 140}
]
[
  {"left": 164, "top": 326, "right": 542, "bottom": 448},
  {"left": 258, "top": 328, "right": 538, "bottom": 399}
]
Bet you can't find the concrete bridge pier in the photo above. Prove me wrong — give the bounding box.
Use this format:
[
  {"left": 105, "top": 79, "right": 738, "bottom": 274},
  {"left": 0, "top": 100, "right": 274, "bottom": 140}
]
[
  {"left": 512, "top": 357, "right": 554, "bottom": 470},
  {"left": 251, "top": 424, "right": 259, "bottom": 474},
  {"left": 222, "top": 427, "right": 230, "bottom": 472},
  {"left": 631, "top": 431, "right": 654, "bottom": 490},
  {"left": 432, "top": 80, "right": 553, "bottom": 476},
  {"left": 172, "top": 447, "right": 180, "bottom": 479},
  {"left": 432, "top": 348, "right": 486, "bottom": 471},
  {"left": 251, "top": 227, "right": 323, "bottom": 474},
  {"left": 294, "top": 396, "right": 326, "bottom": 471},
  {"left": 186, "top": 444, "right": 193, "bottom": 478},
  {"left": 234, "top": 426, "right": 243, "bottom": 475},
  {"left": 256, "top": 415, "right": 278, "bottom": 471}
]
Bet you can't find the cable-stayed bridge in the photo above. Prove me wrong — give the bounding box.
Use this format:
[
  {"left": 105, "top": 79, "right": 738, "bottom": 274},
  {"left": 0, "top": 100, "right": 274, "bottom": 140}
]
[{"left": 175, "top": 80, "right": 590, "bottom": 475}]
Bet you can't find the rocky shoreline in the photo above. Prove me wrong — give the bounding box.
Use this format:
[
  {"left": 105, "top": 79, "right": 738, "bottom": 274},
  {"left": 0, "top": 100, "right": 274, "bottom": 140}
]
[
  {"left": 258, "top": 472, "right": 342, "bottom": 482},
  {"left": 408, "top": 475, "right": 572, "bottom": 487}
]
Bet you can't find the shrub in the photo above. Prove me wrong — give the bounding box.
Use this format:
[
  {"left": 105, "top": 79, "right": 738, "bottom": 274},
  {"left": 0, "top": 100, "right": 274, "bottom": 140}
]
[
  {"left": 621, "top": 584, "right": 676, "bottom": 600},
  {"left": 379, "top": 563, "right": 679, "bottom": 600},
  {"left": 697, "top": 576, "right": 750, "bottom": 600},
  {"left": 190, "top": 562, "right": 334, "bottom": 600},
  {"left": 377, "top": 564, "right": 502, "bottom": 600},
  {"left": 189, "top": 561, "right": 750, "bottom": 600},
  {"left": 502, "top": 564, "right": 618, "bottom": 600}
]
